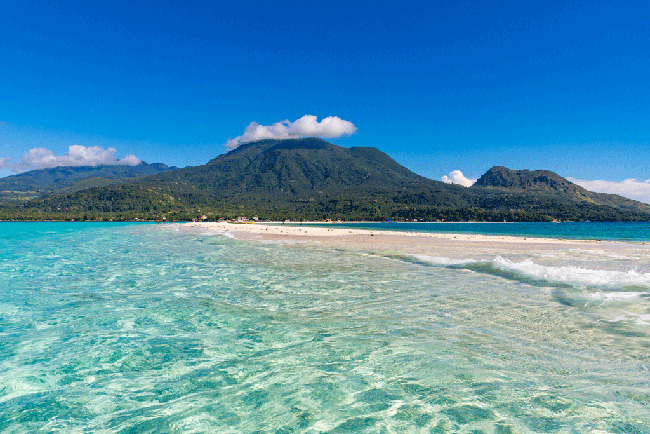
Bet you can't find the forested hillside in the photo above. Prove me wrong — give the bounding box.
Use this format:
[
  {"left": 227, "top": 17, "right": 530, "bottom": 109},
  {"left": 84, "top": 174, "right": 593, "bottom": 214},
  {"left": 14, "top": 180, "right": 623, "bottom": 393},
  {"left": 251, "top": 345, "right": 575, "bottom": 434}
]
[{"left": 2, "top": 139, "right": 649, "bottom": 222}]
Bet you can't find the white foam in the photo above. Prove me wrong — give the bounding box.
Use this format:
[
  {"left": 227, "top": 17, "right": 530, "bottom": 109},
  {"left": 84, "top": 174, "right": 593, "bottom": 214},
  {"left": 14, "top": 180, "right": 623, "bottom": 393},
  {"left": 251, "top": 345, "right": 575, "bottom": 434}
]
[
  {"left": 492, "top": 255, "right": 650, "bottom": 289},
  {"left": 410, "top": 254, "right": 650, "bottom": 289},
  {"left": 590, "top": 291, "right": 646, "bottom": 302},
  {"left": 635, "top": 314, "right": 650, "bottom": 326},
  {"left": 198, "top": 229, "right": 236, "bottom": 238},
  {"left": 412, "top": 254, "right": 475, "bottom": 266},
  {"left": 161, "top": 224, "right": 236, "bottom": 239},
  {"left": 608, "top": 312, "right": 650, "bottom": 326}
]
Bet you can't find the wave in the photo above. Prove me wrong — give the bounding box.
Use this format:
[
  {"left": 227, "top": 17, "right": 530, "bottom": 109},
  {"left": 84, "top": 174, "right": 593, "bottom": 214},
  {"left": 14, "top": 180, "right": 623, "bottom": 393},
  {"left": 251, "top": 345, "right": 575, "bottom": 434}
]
[
  {"left": 196, "top": 229, "right": 236, "bottom": 239},
  {"left": 412, "top": 254, "right": 650, "bottom": 291}
]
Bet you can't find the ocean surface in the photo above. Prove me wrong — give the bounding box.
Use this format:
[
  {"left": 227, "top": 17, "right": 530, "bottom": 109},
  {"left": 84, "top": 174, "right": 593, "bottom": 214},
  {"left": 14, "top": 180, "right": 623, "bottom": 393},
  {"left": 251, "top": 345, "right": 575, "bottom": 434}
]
[
  {"left": 294, "top": 221, "right": 650, "bottom": 242},
  {"left": 1, "top": 222, "right": 649, "bottom": 432}
]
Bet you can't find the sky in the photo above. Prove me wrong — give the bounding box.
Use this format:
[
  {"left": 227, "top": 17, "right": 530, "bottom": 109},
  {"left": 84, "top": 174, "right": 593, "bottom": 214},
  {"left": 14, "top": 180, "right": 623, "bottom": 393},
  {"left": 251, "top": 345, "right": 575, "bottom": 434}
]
[{"left": 1, "top": 0, "right": 649, "bottom": 202}]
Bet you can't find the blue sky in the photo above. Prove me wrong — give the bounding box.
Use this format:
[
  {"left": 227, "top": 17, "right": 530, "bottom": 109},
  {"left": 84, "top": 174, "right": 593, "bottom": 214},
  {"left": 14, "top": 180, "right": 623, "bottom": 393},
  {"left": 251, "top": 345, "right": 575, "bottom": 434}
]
[{"left": 1, "top": 1, "right": 649, "bottom": 200}]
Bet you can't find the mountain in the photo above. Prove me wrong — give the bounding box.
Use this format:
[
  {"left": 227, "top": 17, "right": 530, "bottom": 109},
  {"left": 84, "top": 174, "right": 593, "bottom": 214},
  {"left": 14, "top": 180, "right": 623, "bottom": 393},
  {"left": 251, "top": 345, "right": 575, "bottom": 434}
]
[
  {"left": 472, "top": 166, "right": 650, "bottom": 217},
  {"left": 3, "top": 139, "right": 649, "bottom": 222},
  {"left": 150, "top": 138, "right": 465, "bottom": 200},
  {"left": 475, "top": 166, "right": 590, "bottom": 195},
  {"left": 0, "top": 162, "right": 178, "bottom": 201},
  {"left": 63, "top": 137, "right": 473, "bottom": 220}
]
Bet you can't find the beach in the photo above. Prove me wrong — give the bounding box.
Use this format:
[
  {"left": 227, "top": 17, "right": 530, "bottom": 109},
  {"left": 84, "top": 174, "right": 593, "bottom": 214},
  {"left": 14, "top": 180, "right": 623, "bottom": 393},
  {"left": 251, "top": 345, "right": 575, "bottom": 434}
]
[
  {"left": 182, "top": 221, "right": 649, "bottom": 246},
  {"left": 182, "top": 221, "right": 650, "bottom": 272}
]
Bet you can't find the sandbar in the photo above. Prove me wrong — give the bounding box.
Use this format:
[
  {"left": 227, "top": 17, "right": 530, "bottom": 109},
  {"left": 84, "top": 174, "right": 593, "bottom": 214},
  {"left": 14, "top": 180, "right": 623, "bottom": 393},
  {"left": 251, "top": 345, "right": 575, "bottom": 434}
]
[{"left": 180, "top": 222, "right": 650, "bottom": 270}]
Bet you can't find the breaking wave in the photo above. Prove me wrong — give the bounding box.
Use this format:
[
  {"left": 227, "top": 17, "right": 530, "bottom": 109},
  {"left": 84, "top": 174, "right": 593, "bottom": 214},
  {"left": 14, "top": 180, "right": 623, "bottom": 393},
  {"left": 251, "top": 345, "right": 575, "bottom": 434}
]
[{"left": 412, "top": 254, "right": 650, "bottom": 291}]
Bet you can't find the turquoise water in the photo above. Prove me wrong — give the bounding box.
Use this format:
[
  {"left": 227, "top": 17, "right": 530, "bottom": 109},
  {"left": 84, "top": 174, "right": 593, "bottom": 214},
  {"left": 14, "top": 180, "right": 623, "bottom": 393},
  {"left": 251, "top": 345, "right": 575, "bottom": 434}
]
[
  {"left": 294, "top": 221, "right": 650, "bottom": 242},
  {"left": 1, "top": 222, "right": 649, "bottom": 432}
]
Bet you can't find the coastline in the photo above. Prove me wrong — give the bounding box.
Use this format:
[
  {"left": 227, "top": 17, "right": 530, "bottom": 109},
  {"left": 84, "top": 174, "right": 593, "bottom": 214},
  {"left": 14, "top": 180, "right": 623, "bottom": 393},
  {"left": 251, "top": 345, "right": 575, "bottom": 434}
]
[
  {"left": 180, "top": 221, "right": 650, "bottom": 267},
  {"left": 181, "top": 221, "right": 637, "bottom": 244}
]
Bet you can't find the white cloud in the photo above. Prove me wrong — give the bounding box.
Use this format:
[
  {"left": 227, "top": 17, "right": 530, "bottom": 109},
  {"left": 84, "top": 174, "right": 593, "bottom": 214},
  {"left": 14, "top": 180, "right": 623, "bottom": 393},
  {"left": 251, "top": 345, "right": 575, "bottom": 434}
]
[
  {"left": 119, "top": 154, "right": 142, "bottom": 166},
  {"left": 568, "top": 177, "right": 650, "bottom": 204},
  {"left": 225, "top": 115, "right": 357, "bottom": 149},
  {"left": 442, "top": 170, "right": 476, "bottom": 187},
  {"left": 2, "top": 145, "right": 141, "bottom": 173}
]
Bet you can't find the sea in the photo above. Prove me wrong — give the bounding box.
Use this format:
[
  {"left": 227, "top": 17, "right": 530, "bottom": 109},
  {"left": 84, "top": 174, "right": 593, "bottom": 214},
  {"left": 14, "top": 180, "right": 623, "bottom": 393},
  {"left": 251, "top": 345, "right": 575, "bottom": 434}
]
[{"left": 1, "top": 222, "right": 649, "bottom": 433}]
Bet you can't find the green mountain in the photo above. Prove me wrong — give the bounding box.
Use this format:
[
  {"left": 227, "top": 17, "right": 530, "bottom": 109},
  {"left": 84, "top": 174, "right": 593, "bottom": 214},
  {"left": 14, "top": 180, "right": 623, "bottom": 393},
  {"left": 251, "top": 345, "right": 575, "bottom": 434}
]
[
  {"left": 149, "top": 138, "right": 468, "bottom": 203},
  {"left": 0, "top": 162, "right": 178, "bottom": 202},
  {"left": 474, "top": 166, "right": 590, "bottom": 194},
  {"left": 2, "top": 138, "right": 649, "bottom": 222},
  {"left": 471, "top": 166, "right": 650, "bottom": 219}
]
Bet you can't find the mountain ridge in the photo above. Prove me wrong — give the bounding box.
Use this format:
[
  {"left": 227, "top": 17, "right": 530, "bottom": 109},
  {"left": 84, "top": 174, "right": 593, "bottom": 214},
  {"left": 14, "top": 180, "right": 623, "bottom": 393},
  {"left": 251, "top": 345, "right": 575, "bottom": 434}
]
[
  {"left": 2, "top": 138, "right": 649, "bottom": 221},
  {"left": 0, "top": 162, "right": 177, "bottom": 191},
  {"left": 472, "top": 165, "right": 650, "bottom": 213},
  {"left": 475, "top": 166, "right": 590, "bottom": 194}
]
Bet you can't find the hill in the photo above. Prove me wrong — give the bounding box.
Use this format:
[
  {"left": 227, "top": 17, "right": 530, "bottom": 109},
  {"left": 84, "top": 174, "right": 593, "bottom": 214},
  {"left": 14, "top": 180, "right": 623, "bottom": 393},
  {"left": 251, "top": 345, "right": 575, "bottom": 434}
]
[
  {"left": 471, "top": 166, "right": 650, "bottom": 219},
  {"left": 2, "top": 139, "right": 649, "bottom": 222},
  {"left": 474, "top": 166, "right": 590, "bottom": 194},
  {"left": 0, "top": 162, "right": 178, "bottom": 202}
]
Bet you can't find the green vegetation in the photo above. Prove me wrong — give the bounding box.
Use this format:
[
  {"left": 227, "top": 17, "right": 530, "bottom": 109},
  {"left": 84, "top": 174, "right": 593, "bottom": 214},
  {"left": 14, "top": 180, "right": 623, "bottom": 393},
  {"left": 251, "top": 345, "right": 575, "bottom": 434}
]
[
  {"left": 0, "top": 162, "right": 177, "bottom": 201},
  {"left": 1, "top": 138, "right": 649, "bottom": 222}
]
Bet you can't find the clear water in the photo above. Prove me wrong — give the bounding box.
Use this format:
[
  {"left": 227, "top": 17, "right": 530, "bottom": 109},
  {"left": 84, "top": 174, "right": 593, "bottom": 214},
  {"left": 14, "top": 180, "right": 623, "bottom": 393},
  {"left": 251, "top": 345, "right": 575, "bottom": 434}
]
[
  {"left": 295, "top": 221, "right": 650, "bottom": 242},
  {"left": 1, "top": 222, "right": 649, "bottom": 432}
]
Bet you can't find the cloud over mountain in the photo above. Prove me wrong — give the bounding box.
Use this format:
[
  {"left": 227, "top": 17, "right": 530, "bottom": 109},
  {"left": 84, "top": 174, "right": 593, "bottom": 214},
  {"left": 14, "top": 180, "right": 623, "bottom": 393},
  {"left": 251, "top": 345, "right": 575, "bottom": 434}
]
[
  {"left": 225, "top": 115, "right": 357, "bottom": 149},
  {"left": 0, "top": 145, "right": 141, "bottom": 173},
  {"left": 568, "top": 177, "right": 650, "bottom": 205},
  {"left": 442, "top": 170, "right": 476, "bottom": 187}
]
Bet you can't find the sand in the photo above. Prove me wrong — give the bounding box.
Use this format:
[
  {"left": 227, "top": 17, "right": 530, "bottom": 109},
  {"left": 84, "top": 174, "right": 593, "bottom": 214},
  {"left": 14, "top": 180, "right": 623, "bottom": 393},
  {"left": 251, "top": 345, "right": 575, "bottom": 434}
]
[{"left": 180, "top": 221, "right": 650, "bottom": 266}]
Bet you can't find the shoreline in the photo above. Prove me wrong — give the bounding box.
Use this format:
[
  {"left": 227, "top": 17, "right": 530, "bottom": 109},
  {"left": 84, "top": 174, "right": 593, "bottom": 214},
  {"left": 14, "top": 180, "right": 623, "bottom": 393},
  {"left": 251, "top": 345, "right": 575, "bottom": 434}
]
[
  {"left": 180, "top": 222, "right": 650, "bottom": 267},
  {"left": 182, "top": 221, "right": 636, "bottom": 245}
]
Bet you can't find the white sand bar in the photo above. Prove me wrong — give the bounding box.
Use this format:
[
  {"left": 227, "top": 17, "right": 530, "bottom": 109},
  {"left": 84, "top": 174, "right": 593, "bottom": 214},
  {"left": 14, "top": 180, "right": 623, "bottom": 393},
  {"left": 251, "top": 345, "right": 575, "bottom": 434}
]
[{"left": 181, "top": 222, "right": 650, "bottom": 272}]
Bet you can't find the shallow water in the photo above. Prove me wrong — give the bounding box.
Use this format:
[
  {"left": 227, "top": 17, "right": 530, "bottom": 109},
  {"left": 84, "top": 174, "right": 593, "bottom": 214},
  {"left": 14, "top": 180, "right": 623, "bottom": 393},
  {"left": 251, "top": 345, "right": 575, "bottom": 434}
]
[{"left": 1, "top": 223, "right": 649, "bottom": 432}]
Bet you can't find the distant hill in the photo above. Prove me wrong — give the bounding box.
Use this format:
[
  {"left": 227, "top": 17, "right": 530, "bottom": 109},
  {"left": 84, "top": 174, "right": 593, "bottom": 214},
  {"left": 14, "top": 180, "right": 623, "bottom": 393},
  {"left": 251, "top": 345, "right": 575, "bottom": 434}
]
[
  {"left": 472, "top": 166, "right": 650, "bottom": 217},
  {"left": 3, "top": 139, "right": 649, "bottom": 222},
  {"left": 475, "top": 166, "right": 590, "bottom": 195},
  {"left": 0, "top": 162, "right": 178, "bottom": 201}
]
